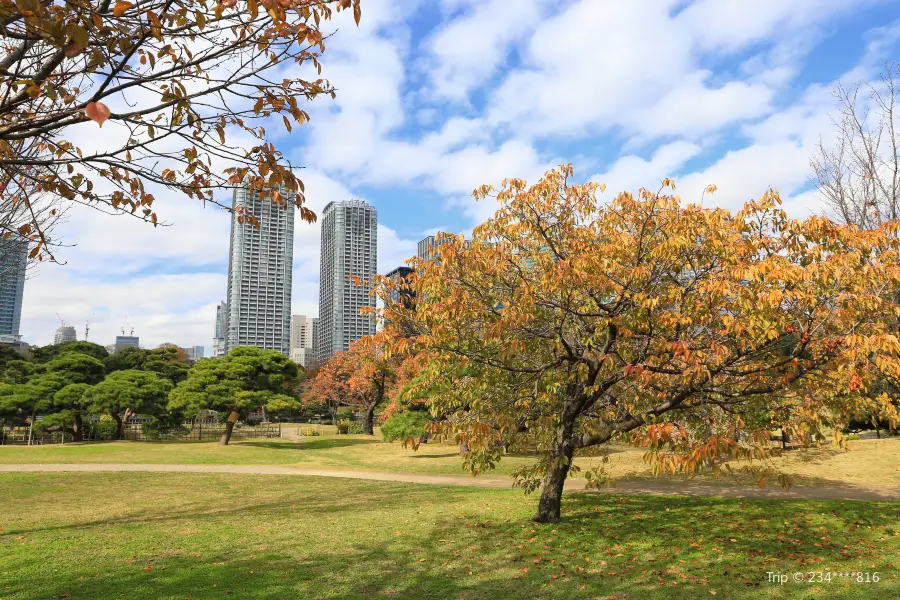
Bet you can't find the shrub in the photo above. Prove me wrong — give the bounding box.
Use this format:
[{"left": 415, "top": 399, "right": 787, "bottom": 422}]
[
  {"left": 93, "top": 415, "right": 118, "bottom": 440},
  {"left": 299, "top": 427, "right": 321, "bottom": 437},
  {"left": 336, "top": 419, "right": 350, "bottom": 434},
  {"left": 346, "top": 421, "right": 364, "bottom": 435},
  {"left": 381, "top": 411, "right": 430, "bottom": 444}
]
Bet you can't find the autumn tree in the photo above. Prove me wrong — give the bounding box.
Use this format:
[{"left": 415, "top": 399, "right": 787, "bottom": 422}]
[
  {"left": 1, "top": 0, "right": 362, "bottom": 263},
  {"left": 168, "top": 346, "right": 300, "bottom": 444},
  {"left": 83, "top": 369, "right": 172, "bottom": 439},
  {"left": 303, "top": 335, "right": 399, "bottom": 434},
  {"left": 377, "top": 165, "right": 900, "bottom": 523}
]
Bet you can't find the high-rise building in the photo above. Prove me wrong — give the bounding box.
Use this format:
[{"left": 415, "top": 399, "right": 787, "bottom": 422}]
[
  {"left": 182, "top": 345, "right": 205, "bottom": 363},
  {"left": 53, "top": 326, "right": 77, "bottom": 345},
  {"left": 316, "top": 199, "right": 377, "bottom": 363},
  {"left": 384, "top": 266, "right": 416, "bottom": 336},
  {"left": 0, "top": 236, "right": 28, "bottom": 338},
  {"left": 290, "top": 347, "right": 314, "bottom": 368},
  {"left": 385, "top": 266, "right": 415, "bottom": 309},
  {"left": 290, "top": 314, "right": 317, "bottom": 350},
  {"left": 224, "top": 186, "right": 295, "bottom": 356},
  {"left": 212, "top": 300, "right": 228, "bottom": 357},
  {"left": 114, "top": 335, "right": 140, "bottom": 352},
  {"left": 417, "top": 233, "right": 471, "bottom": 263},
  {"left": 290, "top": 314, "right": 317, "bottom": 368}
]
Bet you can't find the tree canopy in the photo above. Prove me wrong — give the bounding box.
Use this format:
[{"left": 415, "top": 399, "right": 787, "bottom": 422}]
[
  {"left": 30, "top": 341, "right": 109, "bottom": 363},
  {"left": 168, "top": 346, "right": 300, "bottom": 444},
  {"left": 83, "top": 369, "right": 173, "bottom": 439},
  {"left": 1, "top": 0, "right": 362, "bottom": 262},
  {"left": 304, "top": 335, "right": 399, "bottom": 434},
  {"left": 377, "top": 164, "right": 900, "bottom": 522},
  {"left": 104, "top": 346, "right": 190, "bottom": 384}
]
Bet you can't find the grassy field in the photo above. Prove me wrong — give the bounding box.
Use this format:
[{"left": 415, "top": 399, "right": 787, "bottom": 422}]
[
  {"left": 1, "top": 433, "right": 898, "bottom": 489},
  {"left": 1, "top": 472, "right": 897, "bottom": 599}
]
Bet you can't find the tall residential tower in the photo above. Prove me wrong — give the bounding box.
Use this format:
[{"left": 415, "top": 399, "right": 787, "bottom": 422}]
[
  {"left": 224, "top": 187, "right": 295, "bottom": 355},
  {"left": 0, "top": 236, "right": 28, "bottom": 339},
  {"left": 316, "top": 199, "right": 377, "bottom": 363}
]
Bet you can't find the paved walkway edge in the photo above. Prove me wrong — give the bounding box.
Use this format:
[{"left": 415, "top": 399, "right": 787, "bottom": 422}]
[{"left": 1, "top": 463, "right": 898, "bottom": 501}]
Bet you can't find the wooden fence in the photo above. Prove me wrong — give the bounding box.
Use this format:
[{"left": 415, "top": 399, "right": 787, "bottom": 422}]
[{"left": 0, "top": 419, "right": 281, "bottom": 445}]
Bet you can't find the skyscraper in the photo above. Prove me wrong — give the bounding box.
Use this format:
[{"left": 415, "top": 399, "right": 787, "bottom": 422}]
[
  {"left": 385, "top": 266, "right": 415, "bottom": 309},
  {"left": 54, "top": 326, "right": 77, "bottom": 345},
  {"left": 0, "top": 236, "right": 28, "bottom": 338},
  {"left": 316, "top": 199, "right": 377, "bottom": 363},
  {"left": 289, "top": 314, "right": 317, "bottom": 368},
  {"left": 290, "top": 314, "right": 317, "bottom": 349},
  {"left": 114, "top": 335, "right": 140, "bottom": 352},
  {"left": 212, "top": 300, "right": 227, "bottom": 357},
  {"left": 224, "top": 186, "right": 295, "bottom": 355},
  {"left": 417, "top": 233, "right": 472, "bottom": 263}
]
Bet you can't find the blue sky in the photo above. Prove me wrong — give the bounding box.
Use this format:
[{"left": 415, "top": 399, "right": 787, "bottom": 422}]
[{"left": 20, "top": 0, "right": 900, "bottom": 351}]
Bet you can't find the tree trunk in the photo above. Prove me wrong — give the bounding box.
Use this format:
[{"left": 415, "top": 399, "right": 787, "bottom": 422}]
[
  {"left": 459, "top": 439, "right": 469, "bottom": 456},
  {"left": 534, "top": 412, "right": 577, "bottom": 524},
  {"left": 364, "top": 404, "right": 376, "bottom": 435},
  {"left": 72, "top": 412, "right": 83, "bottom": 442},
  {"left": 219, "top": 410, "right": 240, "bottom": 445},
  {"left": 112, "top": 413, "right": 124, "bottom": 440}
]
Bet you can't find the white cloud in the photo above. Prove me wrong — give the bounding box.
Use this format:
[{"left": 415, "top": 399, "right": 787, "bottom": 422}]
[
  {"left": 421, "top": 0, "right": 550, "bottom": 101},
  {"left": 676, "top": 0, "right": 882, "bottom": 53},
  {"left": 591, "top": 141, "right": 702, "bottom": 196},
  {"left": 22, "top": 270, "right": 225, "bottom": 349}
]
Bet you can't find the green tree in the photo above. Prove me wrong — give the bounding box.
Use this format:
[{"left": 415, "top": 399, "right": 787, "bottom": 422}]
[
  {"left": 168, "top": 347, "right": 300, "bottom": 445},
  {"left": 30, "top": 341, "right": 109, "bottom": 363},
  {"left": 104, "top": 346, "right": 191, "bottom": 385},
  {"left": 0, "top": 352, "right": 105, "bottom": 434},
  {"left": 0, "top": 345, "right": 38, "bottom": 384},
  {"left": 84, "top": 370, "right": 173, "bottom": 440},
  {"left": 40, "top": 383, "right": 92, "bottom": 441}
]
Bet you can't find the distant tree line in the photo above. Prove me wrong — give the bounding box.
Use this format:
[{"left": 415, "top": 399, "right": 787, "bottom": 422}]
[{"left": 0, "top": 342, "right": 303, "bottom": 445}]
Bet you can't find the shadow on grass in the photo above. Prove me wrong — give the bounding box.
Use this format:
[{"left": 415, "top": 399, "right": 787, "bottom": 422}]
[
  {"left": 297, "top": 438, "right": 382, "bottom": 450},
  {"left": 4, "top": 478, "right": 474, "bottom": 536},
  {"left": 231, "top": 440, "right": 300, "bottom": 450},
  {"left": 8, "top": 488, "right": 900, "bottom": 600}
]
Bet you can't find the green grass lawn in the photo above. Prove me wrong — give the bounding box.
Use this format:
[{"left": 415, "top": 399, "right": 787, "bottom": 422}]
[
  {"left": 2, "top": 434, "right": 899, "bottom": 490},
  {"left": 0, "top": 472, "right": 897, "bottom": 599},
  {"left": 0, "top": 434, "right": 543, "bottom": 476}
]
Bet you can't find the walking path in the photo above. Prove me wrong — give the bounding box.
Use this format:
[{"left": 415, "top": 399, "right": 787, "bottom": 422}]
[{"left": 2, "top": 463, "right": 898, "bottom": 501}]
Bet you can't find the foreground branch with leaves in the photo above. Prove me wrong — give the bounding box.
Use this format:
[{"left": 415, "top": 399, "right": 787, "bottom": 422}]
[
  {"left": 1, "top": 0, "right": 361, "bottom": 260},
  {"left": 378, "top": 164, "right": 900, "bottom": 523}
]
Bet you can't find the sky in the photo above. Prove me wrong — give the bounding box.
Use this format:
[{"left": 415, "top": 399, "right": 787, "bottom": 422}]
[{"left": 17, "top": 0, "right": 900, "bottom": 352}]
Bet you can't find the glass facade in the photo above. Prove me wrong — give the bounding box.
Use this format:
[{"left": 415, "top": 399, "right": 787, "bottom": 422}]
[
  {"left": 0, "top": 237, "right": 28, "bottom": 337},
  {"left": 316, "top": 199, "right": 377, "bottom": 363},
  {"left": 224, "top": 186, "right": 295, "bottom": 356}
]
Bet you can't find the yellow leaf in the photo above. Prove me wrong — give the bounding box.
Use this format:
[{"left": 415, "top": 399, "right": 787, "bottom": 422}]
[{"left": 113, "top": 1, "right": 132, "bottom": 17}]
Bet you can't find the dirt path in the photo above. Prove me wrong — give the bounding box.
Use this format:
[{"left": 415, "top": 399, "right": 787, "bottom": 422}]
[{"left": 2, "top": 463, "right": 898, "bottom": 501}]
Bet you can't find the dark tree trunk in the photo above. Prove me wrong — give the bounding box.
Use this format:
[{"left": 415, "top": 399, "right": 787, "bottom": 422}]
[
  {"left": 534, "top": 411, "right": 577, "bottom": 523},
  {"left": 363, "top": 403, "right": 376, "bottom": 435},
  {"left": 72, "top": 412, "right": 83, "bottom": 442},
  {"left": 219, "top": 410, "right": 240, "bottom": 445},
  {"left": 781, "top": 427, "right": 791, "bottom": 450},
  {"left": 111, "top": 413, "right": 124, "bottom": 440}
]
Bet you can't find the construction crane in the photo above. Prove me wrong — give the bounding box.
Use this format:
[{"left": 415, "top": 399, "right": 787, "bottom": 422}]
[
  {"left": 56, "top": 313, "right": 66, "bottom": 327},
  {"left": 85, "top": 313, "right": 94, "bottom": 341}
]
